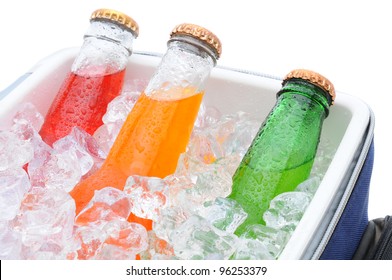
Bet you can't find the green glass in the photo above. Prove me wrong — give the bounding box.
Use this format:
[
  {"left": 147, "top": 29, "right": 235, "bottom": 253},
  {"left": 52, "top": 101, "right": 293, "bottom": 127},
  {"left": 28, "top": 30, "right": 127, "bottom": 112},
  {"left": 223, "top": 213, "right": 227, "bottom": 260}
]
[{"left": 228, "top": 75, "right": 333, "bottom": 236}]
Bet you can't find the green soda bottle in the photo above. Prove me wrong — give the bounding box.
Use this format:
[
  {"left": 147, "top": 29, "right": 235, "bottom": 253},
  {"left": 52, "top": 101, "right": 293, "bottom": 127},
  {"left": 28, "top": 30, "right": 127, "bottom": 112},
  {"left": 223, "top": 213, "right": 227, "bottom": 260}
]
[{"left": 228, "top": 69, "right": 336, "bottom": 235}]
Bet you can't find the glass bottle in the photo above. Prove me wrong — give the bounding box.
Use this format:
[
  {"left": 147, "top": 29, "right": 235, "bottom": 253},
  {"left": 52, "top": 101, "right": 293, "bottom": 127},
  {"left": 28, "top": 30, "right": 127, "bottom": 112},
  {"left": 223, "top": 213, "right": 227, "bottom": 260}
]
[
  {"left": 39, "top": 8, "right": 139, "bottom": 145},
  {"left": 228, "top": 69, "right": 335, "bottom": 235},
  {"left": 70, "top": 23, "right": 222, "bottom": 229}
]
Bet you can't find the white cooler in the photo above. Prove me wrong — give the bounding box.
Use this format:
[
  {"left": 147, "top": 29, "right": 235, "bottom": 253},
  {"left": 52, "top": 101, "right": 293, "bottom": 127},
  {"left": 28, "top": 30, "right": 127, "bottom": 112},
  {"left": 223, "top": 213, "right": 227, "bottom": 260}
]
[{"left": 0, "top": 48, "right": 375, "bottom": 259}]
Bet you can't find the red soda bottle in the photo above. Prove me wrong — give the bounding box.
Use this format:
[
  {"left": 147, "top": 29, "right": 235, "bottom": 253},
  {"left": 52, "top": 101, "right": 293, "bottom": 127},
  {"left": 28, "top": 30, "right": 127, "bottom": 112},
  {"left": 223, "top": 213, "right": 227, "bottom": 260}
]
[
  {"left": 39, "top": 9, "right": 139, "bottom": 145},
  {"left": 70, "top": 23, "right": 222, "bottom": 230}
]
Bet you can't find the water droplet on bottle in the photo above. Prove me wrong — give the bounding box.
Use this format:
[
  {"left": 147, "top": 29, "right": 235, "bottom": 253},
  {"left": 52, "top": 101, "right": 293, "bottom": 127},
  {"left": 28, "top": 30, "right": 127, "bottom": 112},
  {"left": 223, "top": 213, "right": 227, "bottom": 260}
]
[
  {"left": 136, "top": 141, "right": 145, "bottom": 153},
  {"left": 66, "top": 108, "right": 75, "bottom": 114},
  {"left": 89, "top": 97, "right": 97, "bottom": 109}
]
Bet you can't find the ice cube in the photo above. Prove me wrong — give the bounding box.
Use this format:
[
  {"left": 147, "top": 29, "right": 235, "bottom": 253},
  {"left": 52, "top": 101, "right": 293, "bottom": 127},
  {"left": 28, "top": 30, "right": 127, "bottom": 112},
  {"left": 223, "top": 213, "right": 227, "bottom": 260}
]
[
  {"left": 184, "top": 111, "right": 257, "bottom": 166},
  {"left": 70, "top": 178, "right": 164, "bottom": 258},
  {"left": 26, "top": 127, "right": 107, "bottom": 191},
  {"left": 213, "top": 154, "right": 243, "bottom": 177},
  {"left": 194, "top": 102, "right": 207, "bottom": 128},
  {"left": 207, "top": 114, "right": 237, "bottom": 147},
  {"left": 0, "top": 221, "right": 22, "bottom": 259},
  {"left": 263, "top": 191, "right": 312, "bottom": 232},
  {"left": 74, "top": 218, "right": 148, "bottom": 259},
  {"left": 231, "top": 237, "right": 275, "bottom": 260},
  {"left": 102, "top": 91, "right": 140, "bottom": 124},
  {"left": 76, "top": 203, "right": 121, "bottom": 227},
  {"left": 26, "top": 129, "right": 82, "bottom": 191},
  {"left": 162, "top": 174, "right": 195, "bottom": 207},
  {"left": 220, "top": 113, "right": 259, "bottom": 157},
  {"left": 76, "top": 187, "right": 132, "bottom": 224},
  {"left": 26, "top": 241, "right": 69, "bottom": 260},
  {"left": 295, "top": 176, "right": 321, "bottom": 196},
  {"left": 102, "top": 219, "right": 148, "bottom": 255},
  {"left": 73, "top": 224, "right": 106, "bottom": 260},
  {"left": 53, "top": 127, "right": 106, "bottom": 176},
  {"left": 94, "top": 244, "right": 135, "bottom": 260},
  {"left": 27, "top": 138, "right": 53, "bottom": 187},
  {"left": 175, "top": 152, "right": 210, "bottom": 176},
  {"left": 194, "top": 103, "right": 221, "bottom": 129},
  {"left": 11, "top": 121, "right": 36, "bottom": 143},
  {"left": 169, "top": 215, "right": 238, "bottom": 260},
  {"left": 12, "top": 102, "right": 44, "bottom": 132},
  {"left": 73, "top": 187, "right": 136, "bottom": 260},
  {"left": 121, "top": 78, "right": 147, "bottom": 96},
  {"left": 153, "top": 206, "right": 190, "bottom": 242},
  {"left": 40, "top": 151, "right": 82, "bottom": 192},
  {"left": 0, "top": 130, "right": 34, "bottom": 171},
  {"left": 238, "top": 224, "right": 290, "bottom": 259},
  {"left": 0, "top": 168, "right": 31, "bottom": 220},
  {"left": 93, "top": 121, "right": 122, "bottom": 155},
  {"left": 198, "top": 197, "right": 247, "bottom": 233},
  {"left": 124, "top": 175, "right": 167, "bottom": 221},
  {"left": 188, "top": 166, "right": 233, "bottom": 203},
  {"left": 186, "top": 133, "right": 222, "bottom": 164},
  {"left": 171, "top": 166, "right": 233, "bottom": 215},
  {"left": 310, "top": 138, "right": 336, "bottom": 179},
  {"left": 13, "top": 187, "right": 76, "bottom": 258},
  {"left": 139, "top": 231, "right": 175, "bottom": 260}
]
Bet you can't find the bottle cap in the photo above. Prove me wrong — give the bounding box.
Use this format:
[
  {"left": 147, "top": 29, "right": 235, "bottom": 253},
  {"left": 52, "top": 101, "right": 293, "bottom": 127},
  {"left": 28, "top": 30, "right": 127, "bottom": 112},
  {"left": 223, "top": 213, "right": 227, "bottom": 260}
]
[
  {"left": 283, "top": 69, "right": 335, "bottom": 105},
  {"left": 90, "top": 8, "right": 139, "bottom": 37},
  {"left": 170, "top": 23, "right": 222, "bottom": 59}
]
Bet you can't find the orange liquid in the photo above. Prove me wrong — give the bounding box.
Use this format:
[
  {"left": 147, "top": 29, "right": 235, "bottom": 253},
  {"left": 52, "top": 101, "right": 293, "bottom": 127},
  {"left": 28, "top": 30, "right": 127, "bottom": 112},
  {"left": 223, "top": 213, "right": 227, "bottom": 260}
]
[
  {"left": 70, "top": 87, "right": 204, "bottom": 227},
  {"left": 39, "top": 70, "right": 125, "bottom": 145}
]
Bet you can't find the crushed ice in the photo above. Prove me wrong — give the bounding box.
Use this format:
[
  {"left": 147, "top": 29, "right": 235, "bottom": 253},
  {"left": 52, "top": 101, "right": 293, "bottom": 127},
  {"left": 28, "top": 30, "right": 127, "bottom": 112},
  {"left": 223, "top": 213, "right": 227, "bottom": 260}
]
[{"left": 0, "top": 82, "right": 336, "bottom": 259}]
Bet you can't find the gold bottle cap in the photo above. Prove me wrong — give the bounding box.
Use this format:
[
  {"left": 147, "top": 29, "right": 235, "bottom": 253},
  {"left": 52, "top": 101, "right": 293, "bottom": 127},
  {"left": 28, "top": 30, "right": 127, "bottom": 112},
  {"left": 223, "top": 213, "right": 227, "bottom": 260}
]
[
  {"left": 170, "top": 23, "right": 222, "bottom": 59},
  {"left": 90, "top": 8, "right": 139, "bottom": 37},
  {"left": 283, "top": 69, "right": 336, "bottom": 104}
]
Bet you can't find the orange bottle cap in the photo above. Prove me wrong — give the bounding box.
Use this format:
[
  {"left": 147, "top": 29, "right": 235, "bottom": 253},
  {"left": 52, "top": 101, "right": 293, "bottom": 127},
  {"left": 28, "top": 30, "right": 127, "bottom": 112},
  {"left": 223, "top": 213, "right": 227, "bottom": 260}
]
[
  {"left": 283, "top": 69, "right": 336, "bottom": 104},
  {"left": 170, "top": 23, "right": 222, "bottom": 59},
  {"left": 90, "top": 8, "right": 139, "bottom": 37}
]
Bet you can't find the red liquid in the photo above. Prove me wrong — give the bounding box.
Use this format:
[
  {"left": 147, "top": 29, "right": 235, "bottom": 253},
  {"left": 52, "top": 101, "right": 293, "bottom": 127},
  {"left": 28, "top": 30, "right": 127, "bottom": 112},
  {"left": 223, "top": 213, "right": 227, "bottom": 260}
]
[{"left": 39, "top": 70, "right": 125, "bottom": 145}]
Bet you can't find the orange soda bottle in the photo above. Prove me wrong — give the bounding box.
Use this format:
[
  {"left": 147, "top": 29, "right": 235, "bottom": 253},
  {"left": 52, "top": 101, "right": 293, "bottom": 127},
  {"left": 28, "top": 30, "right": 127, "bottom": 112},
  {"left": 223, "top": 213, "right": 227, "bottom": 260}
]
[
  {"left": 39, "top": 9, "right": 139, "bottom": 145},
  {"left": 70, "top": 23, "right": 222, "bottom": 229}
]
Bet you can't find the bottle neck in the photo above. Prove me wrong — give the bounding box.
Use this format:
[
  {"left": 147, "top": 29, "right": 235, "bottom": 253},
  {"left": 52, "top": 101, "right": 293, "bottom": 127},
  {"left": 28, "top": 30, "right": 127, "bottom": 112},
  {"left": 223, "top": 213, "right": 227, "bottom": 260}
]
[
  {"left": 72, "top": 20, "right": 136, "bottom": 76},
  {"left": 144, "top": 39, "right": 215, "bottom": 97},
  {"left": 277, "top": 79, "right": 331, "bottom": 117}
]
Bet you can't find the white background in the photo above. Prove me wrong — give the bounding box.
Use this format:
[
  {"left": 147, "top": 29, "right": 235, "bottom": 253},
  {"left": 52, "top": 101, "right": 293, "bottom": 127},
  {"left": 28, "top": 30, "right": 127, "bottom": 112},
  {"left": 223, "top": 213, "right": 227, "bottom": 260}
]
[{"left": 0, "top": 0, "right": 391, "bottom": 221}]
